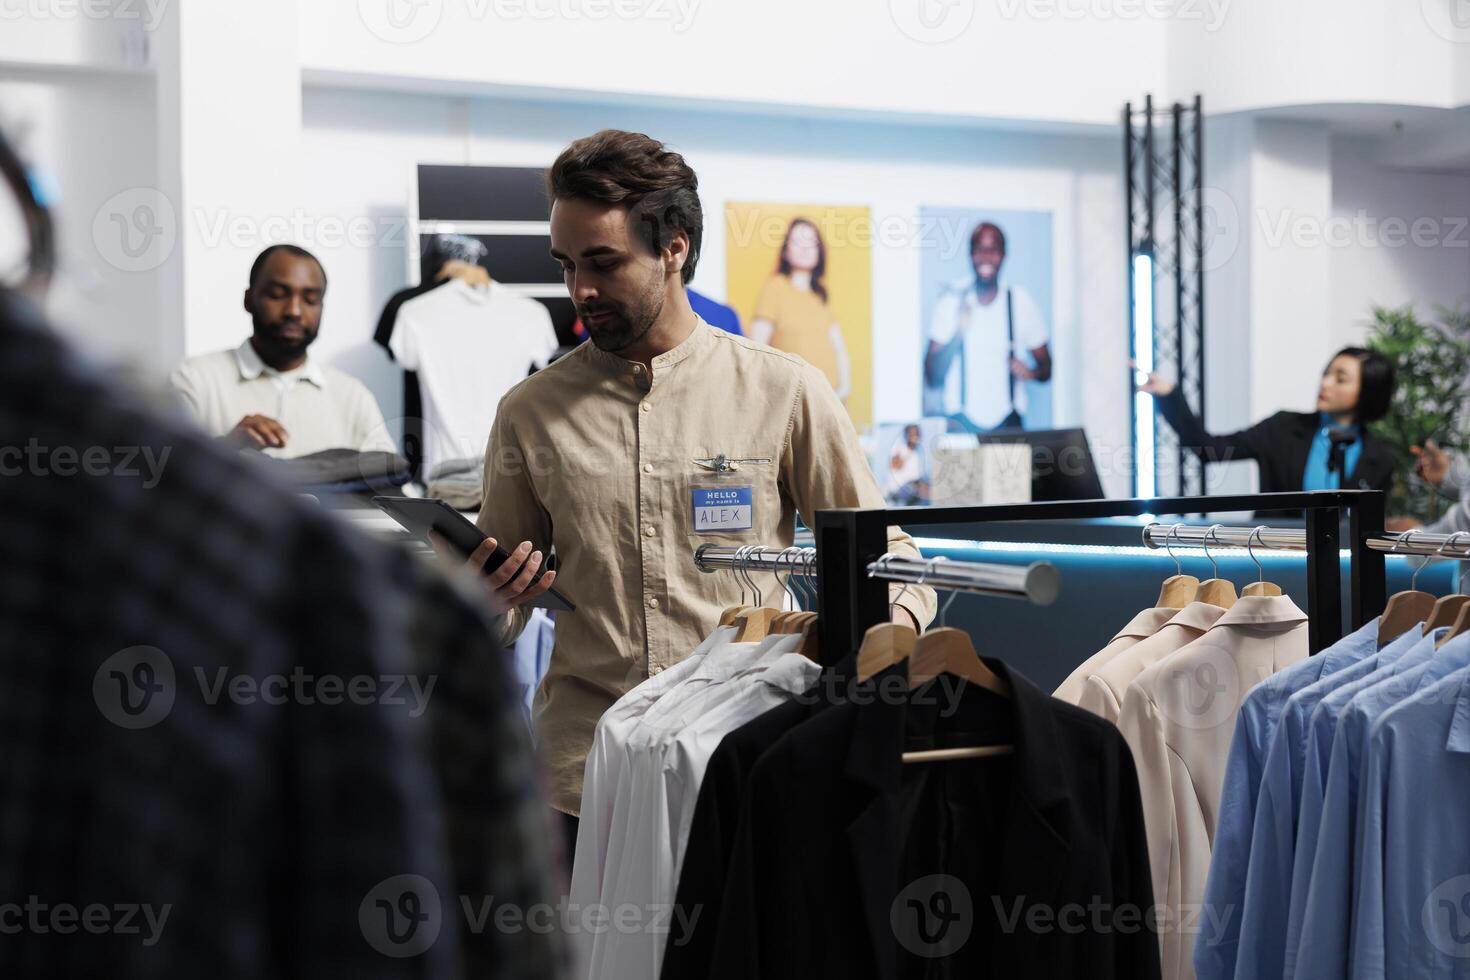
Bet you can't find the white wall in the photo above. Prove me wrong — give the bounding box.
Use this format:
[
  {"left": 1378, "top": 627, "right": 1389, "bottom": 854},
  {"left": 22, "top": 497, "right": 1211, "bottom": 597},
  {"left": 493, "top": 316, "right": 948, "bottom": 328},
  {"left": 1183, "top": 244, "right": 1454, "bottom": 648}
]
[
  {"left": 1168, "top": 1, "right": 1460, "bottom": 117},
  {"left": 1329, "top": 134, "right": 1470, "bottom": 347},
  {"left": 0, "top": 72, "right": 160, "bottom": 364},
  {"left": 299, "top": 85, "right": 1136, "bottom": 493},
  {"left": 299, "top": 0, "right": 1167, "bottom": 128}
]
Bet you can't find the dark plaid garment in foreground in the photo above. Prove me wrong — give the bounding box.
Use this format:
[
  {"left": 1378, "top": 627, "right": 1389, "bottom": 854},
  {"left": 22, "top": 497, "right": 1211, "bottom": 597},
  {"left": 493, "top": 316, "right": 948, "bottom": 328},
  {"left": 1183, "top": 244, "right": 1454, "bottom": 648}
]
[{"left": 0, "top": 289, "right": 564, "bottom": 978}]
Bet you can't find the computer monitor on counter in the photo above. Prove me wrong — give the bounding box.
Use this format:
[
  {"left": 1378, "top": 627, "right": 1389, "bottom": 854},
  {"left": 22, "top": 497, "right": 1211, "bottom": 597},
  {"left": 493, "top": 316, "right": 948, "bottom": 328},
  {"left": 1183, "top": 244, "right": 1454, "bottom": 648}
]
[{"left": 974, "top": 427, "right": 1105, "bottom": 502}]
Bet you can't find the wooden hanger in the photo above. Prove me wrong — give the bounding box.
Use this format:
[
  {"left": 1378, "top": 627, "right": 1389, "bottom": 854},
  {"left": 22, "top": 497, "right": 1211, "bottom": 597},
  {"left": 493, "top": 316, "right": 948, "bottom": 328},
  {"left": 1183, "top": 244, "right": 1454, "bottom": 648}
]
[
  {"left": 1440, "top": 600, "right": 1470, "bottom": 648},
  {"left": 1192, "top": 524, "right": 1238, "bottom": 609},
  {"left": 909, "top": 628, "right": 1009, "bottom": 695},
  {"left": 904, "top": 626, "right": 1013, "bottom": 763},
  {"left": 1380, "top": 530, "right": 1440, "bottom": 645},
  {"left": 732, "top": 607, "right": 780, "bottom": 642},
  {"left": 795, "top": 614, "right": 821, "bottom": 661},
  {"left": 1423, "top": 533, "right": 1470, "bottom": 636},
  {"left": 719, "top": 605, "right": 752, "bottom": 627},
  {"left": 436, "top": 259, "right": 491, "bottom": 289},
  {"left": 1241, "top": 526, "right": 1284, "bottom": 597},
  {"left": 1154, "top": 523, "right": 1200, "bottom": 608},
  {"left": 1425, "top": 595, "right": 1470, "bottom": 635},
  {"left": 1194, "top": 579, "right": 1238, "bottom": 608},
  {"left": 856, "top": 622, "right": 918, "bottom": 682}
]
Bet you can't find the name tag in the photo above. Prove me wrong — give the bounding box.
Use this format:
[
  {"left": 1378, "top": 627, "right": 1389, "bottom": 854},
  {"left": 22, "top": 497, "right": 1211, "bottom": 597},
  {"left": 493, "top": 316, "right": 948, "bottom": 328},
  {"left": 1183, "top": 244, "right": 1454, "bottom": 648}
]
[{"left": 692, "top": 486, "right": 754, "bottom": 533}]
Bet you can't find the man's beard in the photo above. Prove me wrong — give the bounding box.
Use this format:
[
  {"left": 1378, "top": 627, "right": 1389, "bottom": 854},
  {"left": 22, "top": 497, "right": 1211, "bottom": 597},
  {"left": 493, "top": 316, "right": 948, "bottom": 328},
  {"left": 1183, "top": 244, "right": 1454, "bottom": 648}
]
[
  {"left": 973, "top": 266, "right": 999, "bottom": 291},
  {"left": 583, "top": 273, "right": 663, "bottom": 353},
  {"left": 251, "top": 311, "right": 317, "bottom": 366}
]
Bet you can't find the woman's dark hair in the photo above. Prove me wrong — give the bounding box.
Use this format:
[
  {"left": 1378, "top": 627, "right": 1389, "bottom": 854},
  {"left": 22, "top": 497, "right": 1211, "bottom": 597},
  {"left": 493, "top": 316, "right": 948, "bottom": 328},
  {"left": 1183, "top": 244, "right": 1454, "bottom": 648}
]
[
  {"left": 0, "top": 125, "right": 55, "bottom": 294},
  {"left": 545, "top": 129, "right": 703, "bottom": 285},
  {"left": 776, "top": 218, "right": 828, "bottom": 303},
  {"left": 1332, "top": 346, "right": 1395, "bottom": 424}
]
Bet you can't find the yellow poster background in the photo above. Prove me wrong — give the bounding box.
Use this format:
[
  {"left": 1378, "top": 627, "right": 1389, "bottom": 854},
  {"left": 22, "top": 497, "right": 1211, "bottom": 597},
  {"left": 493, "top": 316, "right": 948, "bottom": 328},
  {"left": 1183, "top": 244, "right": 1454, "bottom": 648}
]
[{"left": 724, "top": 202, "right": 874, "bottom": 428}]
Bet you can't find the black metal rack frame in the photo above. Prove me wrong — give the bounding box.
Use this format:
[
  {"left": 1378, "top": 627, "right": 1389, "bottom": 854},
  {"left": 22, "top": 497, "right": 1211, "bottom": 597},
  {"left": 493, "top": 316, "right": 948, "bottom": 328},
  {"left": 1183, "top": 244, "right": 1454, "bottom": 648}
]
[{"left": 815, "top": 490, "right": 1387, "bottom": 667}]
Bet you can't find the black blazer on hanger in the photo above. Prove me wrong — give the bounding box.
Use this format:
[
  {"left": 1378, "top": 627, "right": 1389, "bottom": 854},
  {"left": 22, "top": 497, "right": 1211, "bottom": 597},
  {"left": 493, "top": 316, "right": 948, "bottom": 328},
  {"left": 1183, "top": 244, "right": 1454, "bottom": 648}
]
[
  {"left": 705, "top": 659, "right": 1160, "bottom": 980},
  {"left": 1157, "top": 388, "right": 1396, "bottom": 494}
]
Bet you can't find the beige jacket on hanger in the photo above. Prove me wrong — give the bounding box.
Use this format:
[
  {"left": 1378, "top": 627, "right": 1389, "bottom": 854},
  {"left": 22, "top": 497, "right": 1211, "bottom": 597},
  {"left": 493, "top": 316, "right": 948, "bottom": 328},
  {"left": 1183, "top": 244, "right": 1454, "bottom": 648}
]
[
  {"left": 1073, "top": 603, "right": 1227, "bottom": 723},
  {"left": 1115, "top": 595, "right": 1309, "bottom": 980},
  {"left": 1054, "top": 607, "right": 1179, "bottom": 704}
]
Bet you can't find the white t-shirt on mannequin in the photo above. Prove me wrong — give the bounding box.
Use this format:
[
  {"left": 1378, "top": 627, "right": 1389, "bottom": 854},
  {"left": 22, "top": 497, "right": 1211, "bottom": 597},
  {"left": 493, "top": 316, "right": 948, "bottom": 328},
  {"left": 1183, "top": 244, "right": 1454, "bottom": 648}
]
[{"left": 390, "top": 278, "right": 558, "bottom": 480}]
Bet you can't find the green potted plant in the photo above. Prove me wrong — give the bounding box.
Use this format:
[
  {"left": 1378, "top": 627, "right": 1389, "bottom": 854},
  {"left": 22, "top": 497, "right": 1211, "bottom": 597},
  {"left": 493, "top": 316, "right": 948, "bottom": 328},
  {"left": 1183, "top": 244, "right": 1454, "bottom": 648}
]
[{"left": 1365, "top": 304, "right": 1470, "bottom": 521}]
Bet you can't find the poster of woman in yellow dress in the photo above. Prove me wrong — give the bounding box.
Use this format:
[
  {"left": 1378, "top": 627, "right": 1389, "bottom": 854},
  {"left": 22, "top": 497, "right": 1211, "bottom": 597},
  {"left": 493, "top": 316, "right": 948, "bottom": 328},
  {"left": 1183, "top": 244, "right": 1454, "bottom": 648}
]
[{"left": 725, "top": 203, "right": 873, "bottom": 427}]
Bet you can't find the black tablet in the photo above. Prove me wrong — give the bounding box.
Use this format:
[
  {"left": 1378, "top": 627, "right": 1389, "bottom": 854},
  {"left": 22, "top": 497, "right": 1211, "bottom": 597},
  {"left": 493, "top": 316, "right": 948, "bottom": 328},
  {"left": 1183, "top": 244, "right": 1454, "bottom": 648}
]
[{"left": 371, "top": 496, "right": 574, "bottom": 612}]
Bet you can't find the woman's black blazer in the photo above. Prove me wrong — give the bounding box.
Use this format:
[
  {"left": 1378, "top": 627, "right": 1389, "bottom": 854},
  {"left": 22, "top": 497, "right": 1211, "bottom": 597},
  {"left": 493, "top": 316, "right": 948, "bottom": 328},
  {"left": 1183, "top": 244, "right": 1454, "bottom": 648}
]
[{"left": 1157, "top": 388, "right": 1396, "bottom": 494}]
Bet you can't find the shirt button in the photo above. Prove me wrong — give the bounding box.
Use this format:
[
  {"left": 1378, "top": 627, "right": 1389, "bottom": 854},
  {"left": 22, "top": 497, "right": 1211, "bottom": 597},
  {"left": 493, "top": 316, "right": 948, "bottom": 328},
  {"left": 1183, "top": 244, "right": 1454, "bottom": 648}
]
[
  {"left": 645, "top": 525, "right": 657, "bottom": 537},
  {"left": 641, "top": 402, "right": 651, "bottom": 413},
  {"left": 647, "top": 597, "right": 659, "bottom": 609},
  {"left": 642, "top": 463, "right": 653, "bottom": 474}
]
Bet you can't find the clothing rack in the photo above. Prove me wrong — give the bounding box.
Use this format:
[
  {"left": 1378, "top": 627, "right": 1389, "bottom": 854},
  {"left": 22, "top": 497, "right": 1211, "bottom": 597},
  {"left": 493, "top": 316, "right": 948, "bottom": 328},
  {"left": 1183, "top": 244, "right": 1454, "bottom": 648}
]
[
  {"left": 866, "top": 554, "right": 1061, "bottom": 605},
  {"left": 1147, "top": 526, "right": 1470, "bottom": 565},
  {"left": 693, "top": 544, "right": 1060, "bottom": 605},
  {"left": 1365, "top": 528, "right": 1470, "bottom": 560},
  {"left": 693, "top": 544, "right": 817, "bottom": 578},
  {"left": 815, "top": 490, "right": 1389, "bottom": 666}
]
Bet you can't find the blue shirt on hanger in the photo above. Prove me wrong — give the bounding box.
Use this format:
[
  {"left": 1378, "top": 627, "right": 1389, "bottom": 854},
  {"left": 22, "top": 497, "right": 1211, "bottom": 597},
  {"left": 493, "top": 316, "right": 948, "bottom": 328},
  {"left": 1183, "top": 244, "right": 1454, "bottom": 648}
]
[
  {"left": 1301, "top": 413, "right": 1362, "bottom": 490},
  {"left": 1197, "top": 617, "right": 1383, "bottom": 980},
  {"left": 1228, "top": 620, "right": 1424, "bottom": 980},
  {"left": 1283, "top": 626, "right": 1452, "bottom": 979},
  {"left": 1294, "top": 631, "right": 1470, "bottom": 980},
  {"left": 1349, "top": 663, "right": 1470, "bottom": 976}
]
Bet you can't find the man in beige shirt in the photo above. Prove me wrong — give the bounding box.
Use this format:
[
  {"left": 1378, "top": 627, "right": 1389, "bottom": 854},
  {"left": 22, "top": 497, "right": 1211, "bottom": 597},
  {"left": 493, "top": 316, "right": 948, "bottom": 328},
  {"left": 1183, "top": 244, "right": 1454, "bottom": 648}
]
[
  {"left": 454, "top": 130, "right": 936, "bottom": 834},
  {"left": 171, "top": 245, "right": 395, "bottom": 458}
]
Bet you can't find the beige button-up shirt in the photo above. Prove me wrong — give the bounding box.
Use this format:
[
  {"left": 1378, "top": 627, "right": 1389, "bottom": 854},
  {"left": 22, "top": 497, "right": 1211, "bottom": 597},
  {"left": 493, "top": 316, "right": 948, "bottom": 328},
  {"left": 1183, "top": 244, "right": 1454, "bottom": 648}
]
[
  {"left": 170, "top": 340, "right": 397, "bottom": 458},
  {"left": 477, "top": 320, "right": 936, "bottom": 815},
  {"left": 1115, "top": 595, "right": 1309, "bottom": 980}
]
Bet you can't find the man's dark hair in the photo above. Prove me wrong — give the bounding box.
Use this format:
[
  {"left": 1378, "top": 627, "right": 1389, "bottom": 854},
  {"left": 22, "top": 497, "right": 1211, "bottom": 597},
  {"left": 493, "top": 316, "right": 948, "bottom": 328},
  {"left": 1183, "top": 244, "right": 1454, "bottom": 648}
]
[
  {"left": 248, "top": 244, "right": 327, "bottom": 292},
  {"left": 545, "top": 130, "right": 703, "bottom": 285},
  {"left": 1335, "top": 346, "right": 1395, "bottom": 424},
  {"left": 970, "top": 222, "right": 1007, "bottom": 255}
]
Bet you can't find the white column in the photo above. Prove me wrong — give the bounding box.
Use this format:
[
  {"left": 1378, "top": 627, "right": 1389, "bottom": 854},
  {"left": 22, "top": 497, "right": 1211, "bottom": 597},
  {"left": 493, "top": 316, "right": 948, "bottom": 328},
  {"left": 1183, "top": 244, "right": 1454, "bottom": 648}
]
[
  {"left": 1248, "top": 120, "right": 1333, "bottom": 423},
  {"left": 154, "top": 0, "right": 302, "bottom": 363},
  {"left": 1197, "top": 116, "right": 1332, "bottom": 493}
]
